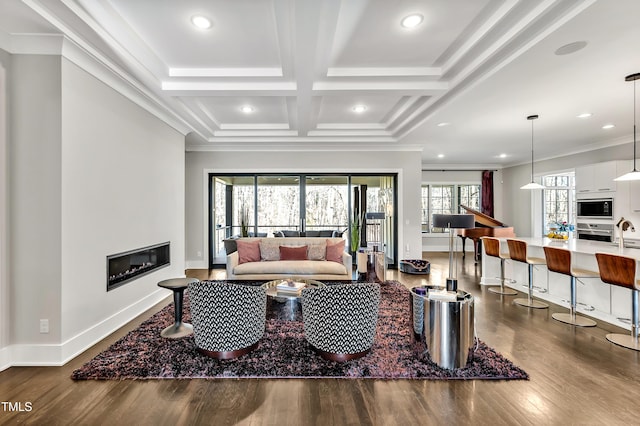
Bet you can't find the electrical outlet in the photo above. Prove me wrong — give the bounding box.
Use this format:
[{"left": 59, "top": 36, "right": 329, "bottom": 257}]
[
  {"left": 197, "top": 251, "right": 202, "bottom": 258},
  {"left": 405, "top": 244, "right": 410, "bottom": 252},
  {"left": 39, "top": 319, "right": 49, "bottom": 334}
]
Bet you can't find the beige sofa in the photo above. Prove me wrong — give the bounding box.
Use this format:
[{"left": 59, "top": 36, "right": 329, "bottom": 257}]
[{"left": 226, "top": 237, "right": 352, "bottom": 280}]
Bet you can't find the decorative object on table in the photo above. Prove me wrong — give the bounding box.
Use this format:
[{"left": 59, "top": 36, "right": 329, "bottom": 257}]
[
  {"left": 156, "top": 277, "right": 199, "bottom": 338},
  {"left": 432, "top": 213, "right": 475, "bottom": 291},
  {"left": 71, "top": 280, "right": 529, "bottom": 380},
  {"left": 547, "top": 221, "right": 574, "bottom": 240},
  {"left": 399, "top": 259, "right": 431, "bottom": 275},
  {"left": 275, "top": 279, "right": 306, "bottom": 295},
  {"left": 614, "top": 72, "right": 640, "bottom": 181},
  {"left": 520, "top": 114, "right": 545, "bottom": 190}
]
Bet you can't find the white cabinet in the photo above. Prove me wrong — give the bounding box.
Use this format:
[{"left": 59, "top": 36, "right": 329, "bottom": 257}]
[
  {"left": 575, "top": 161, "right": 618, "bottom": 194},
  {"left": 630, "top": 179, "right": 640, "bottom": 213}
]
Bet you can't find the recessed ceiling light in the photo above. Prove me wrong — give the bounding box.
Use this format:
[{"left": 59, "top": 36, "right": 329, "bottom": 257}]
[
  {"left": 577, "top": 113, "right": 592, "bottom": 119},
  {"left": 554, "top": 41, "right": 587, "bottom": 56},
  {"left": 602, "top": 124, "right": 615, "bottom": 129},
  {"left": 437, "top": 154, "right": 445, "bottom": 158},
  {"left": 352, "top": 105, "right": 367, "bottom": 113},
  {"left": 401, "top": 14, "right": 423, "bottom": 29},
  {"left": 191, "top": 15, "right": 212, "bottom": 30},
  {"left": 499, "top": 153, "right": 507, "bottom": 158},
  {"left": 437, "top": 122, "right": 450, "bottom": 127},
  {"left": 240, "top": 105, "right": 254, "bottom": 113}
]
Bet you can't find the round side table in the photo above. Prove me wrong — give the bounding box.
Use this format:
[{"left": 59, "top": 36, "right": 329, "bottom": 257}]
[{"left": 158, "top": 277, "right": 199, "bottom": 338}]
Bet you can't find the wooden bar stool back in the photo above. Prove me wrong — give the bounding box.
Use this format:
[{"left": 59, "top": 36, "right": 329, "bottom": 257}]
[
  {"left": 543, "top": 246, "right": 597, "bottom": 327},
  {"left": 595, "top": 253, "right": 640, "bottom": 351},
  {"left": 480, "top": 237, "right": 517, "bottom": 295},
  {"left": 507, "top": 239, "right": 548, "bottom": 309}
]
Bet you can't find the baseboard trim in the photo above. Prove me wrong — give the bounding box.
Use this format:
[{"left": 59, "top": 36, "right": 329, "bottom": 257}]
[
  {"left": 186, "top": 259, "right": 208, "bottom": 269},
  {"left": 0, "top": 346, "right": 11, "bottom": 371},
  {"left": 4, "top": 289, "right": 168, "bottom": 368}
]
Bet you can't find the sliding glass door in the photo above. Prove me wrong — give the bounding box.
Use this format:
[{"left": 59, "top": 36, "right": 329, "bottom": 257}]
[{"left": 209, "top": 173, "right": 397, "bottom": 268}]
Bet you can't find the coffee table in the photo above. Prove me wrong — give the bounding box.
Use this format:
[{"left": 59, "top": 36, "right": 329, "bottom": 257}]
[
  {"left": 262, "top": 278, "right": 325, "bottom": 321},
  {"left": 157, "top": 277, "right": 199, "bottom": 338}
]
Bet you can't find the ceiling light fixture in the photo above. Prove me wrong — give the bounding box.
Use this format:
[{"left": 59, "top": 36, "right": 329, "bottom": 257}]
[
  {"left": 437, "top": 122, "right": 450, "bottom": 127},
  {"left": 191, "top": 15, "right": 212, "bottom": 29},
  {"left": 401, "top": 14, "right": 423, "bottom": 28},
  {"left": 352, "top": 105, "right": 367, "bottom": 113},
  {"left": 521, "top": 115, "right": 545, "bottom": 190},
  {"left": 437, "top": 154, "right": 445, "bottom": 158},
  {"left": 577, "top": 113, "right": 592, "bottom": 119},
  {"left": 240, "top": 105, "right": 254, "bottom": 113},
  {"left": 554, "top": 41, "right": 587, "bottom": 56},
  {"left": 602, "top": 124, "right": 615, "bottom": 129},
  {"left": 614, "top": 72, "right": 640, "bottom": 181},
  {"left": 499, "top": 153, "right": 507, "bottom": 158}
]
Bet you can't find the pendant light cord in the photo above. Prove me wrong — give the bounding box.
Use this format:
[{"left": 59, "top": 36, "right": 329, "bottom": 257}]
[
  {"left": 634, "top": 78, "right": 637, "bottom": 172},
  {"left": 530, "top": 119, "right": 535, "bottom": 181}
]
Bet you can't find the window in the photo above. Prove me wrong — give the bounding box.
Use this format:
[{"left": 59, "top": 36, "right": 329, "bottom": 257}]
[
  {"left": 422, "top": 184, "right": 481, "bottom": 233},
  {"left": 542, "top": 173, "right": 575, "bottom": 233}
]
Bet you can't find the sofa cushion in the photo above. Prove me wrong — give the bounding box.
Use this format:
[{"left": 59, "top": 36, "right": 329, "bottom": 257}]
[
  {"left": 260, "top": 240, "right": 281, "bottom": 261},
  {"left": 307, "top": 242, "right": 326, "bottom": 261},
  {"left": 233, "top": 260, "right": 348, "bottom": 276},
  {"left": 237, "top": 240, "right": 261, "bottom": 264},
  {"left": 326, "top": 239, "right": 345, "bottom": 263},
  {"left": 280, "top": 245, "right": 309, "bottom": 260}
]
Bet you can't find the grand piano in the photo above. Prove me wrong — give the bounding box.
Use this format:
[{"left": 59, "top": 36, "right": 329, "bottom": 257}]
[{"left": 457, "top": 204, "right": 515, "bottom": 262}]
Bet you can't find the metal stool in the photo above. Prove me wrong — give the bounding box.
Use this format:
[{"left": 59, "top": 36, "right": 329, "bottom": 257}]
[
  {"left": 480, "top": 237, "right": 517, "bottom": 295},
  {"left": 595, "top": 253, "right": 640, "bottom": 351},
  {"left": 507, "top": 239, "right": 548, "bottom": 309},
  {"left": 543, "top": 246, "right": 597, "bottom": 327}
]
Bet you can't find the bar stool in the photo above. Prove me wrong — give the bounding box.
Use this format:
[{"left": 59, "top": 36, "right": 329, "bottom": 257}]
[
  {"left": 480, "top": 237, "right": 517, "bottom": 295},
  {"left": 595, "top": 253, "right": 640, "bottom": 351},
  {"left": 507, "top": 239, "right": 548, "bottom": 309},
  {"left": 543, "top": 246, "right": 597, "bottom": 327}
]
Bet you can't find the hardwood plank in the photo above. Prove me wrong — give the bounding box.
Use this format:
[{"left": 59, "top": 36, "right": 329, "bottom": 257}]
[{"left": 1, "top": 252, "right": 639, "bottom": 424}]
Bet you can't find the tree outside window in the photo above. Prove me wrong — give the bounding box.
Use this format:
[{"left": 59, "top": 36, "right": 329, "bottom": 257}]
[{"left": 421, "top": 184, "right": 480, "bottom": 233}]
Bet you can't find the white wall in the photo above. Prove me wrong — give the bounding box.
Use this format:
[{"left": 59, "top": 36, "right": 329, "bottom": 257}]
[
  {"left": 501, "top": 143, "right": 634, "bottom": 237},
  {"left": 0, "top": 49, "right": 9, "bottom": 365},
  {"left": 185, "top": 144, "right": 423, "bottom": 268},
  {"left": 5, "top": 54, "right": 185, "bottom": 367}
]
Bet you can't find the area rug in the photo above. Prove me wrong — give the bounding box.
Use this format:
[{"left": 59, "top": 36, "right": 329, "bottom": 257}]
[{"left": 71, "top": 281, "right": 528, "bottom": 380}]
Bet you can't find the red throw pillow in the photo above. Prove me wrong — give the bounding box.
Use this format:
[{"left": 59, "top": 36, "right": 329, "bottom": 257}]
[
  {"left": 279, "top": 245, "right": 308, "bottom": 261},
  {"left": 237, "top": 240, "right": 261, "bottom": 264},
  {"left": 326, "top": 239, "right": 345, "bottom": 263}
]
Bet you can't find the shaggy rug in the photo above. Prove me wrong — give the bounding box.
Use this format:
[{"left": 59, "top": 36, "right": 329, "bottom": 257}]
[{"left": 71, "top": 281, "right": 528, "bottom": 380}]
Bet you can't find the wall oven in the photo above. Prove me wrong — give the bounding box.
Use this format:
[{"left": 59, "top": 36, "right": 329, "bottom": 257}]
[
  {"left": 576, "top": 222, "right": 614, "bottom": 243},
  {"left": 576, "top": 198, "right": 613, "bottom": 220}
]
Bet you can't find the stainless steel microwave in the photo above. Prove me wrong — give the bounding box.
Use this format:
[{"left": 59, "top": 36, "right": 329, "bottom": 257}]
[{"left": 576, "top": 198, "right": 613, "bottom": 219}]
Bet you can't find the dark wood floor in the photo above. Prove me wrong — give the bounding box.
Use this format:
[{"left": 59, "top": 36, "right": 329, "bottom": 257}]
[{"left": 2, "top": 252, "right": 639, "bottom": 425}]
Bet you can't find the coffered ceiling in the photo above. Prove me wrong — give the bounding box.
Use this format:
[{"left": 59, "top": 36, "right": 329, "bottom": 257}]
[{"left": 1, "top": 0, "right": 639, "bottom": 167}]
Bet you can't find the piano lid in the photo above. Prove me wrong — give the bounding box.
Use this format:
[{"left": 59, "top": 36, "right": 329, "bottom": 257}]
[{"left": 459, "top": 204, "right": 508, "bottom": 228}]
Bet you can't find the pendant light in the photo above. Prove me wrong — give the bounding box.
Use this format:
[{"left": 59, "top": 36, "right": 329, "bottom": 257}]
[
  {"left": 521, "top": 114, "right": 545, "bottom": 189},
  {"left": 614, "top": 72, "right": 640, "bottom": 181}
]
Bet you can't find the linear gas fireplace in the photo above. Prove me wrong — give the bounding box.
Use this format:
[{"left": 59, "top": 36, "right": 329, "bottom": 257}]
[{"left": 107, "top": 242, "right": 170, "bottom": 291}]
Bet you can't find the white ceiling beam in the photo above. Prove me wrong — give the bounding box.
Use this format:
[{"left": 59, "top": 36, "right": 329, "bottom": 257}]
[
  {"left": 169, "top": 68, "right": 283, "bottom": 77},
  {"left": 327, "top": 67, "right": 442, "bottom": 77}
]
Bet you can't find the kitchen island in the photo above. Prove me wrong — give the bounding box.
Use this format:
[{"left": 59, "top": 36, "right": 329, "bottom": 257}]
[{"left": 481, "top": 237, "right": 640, "bottom": 330}]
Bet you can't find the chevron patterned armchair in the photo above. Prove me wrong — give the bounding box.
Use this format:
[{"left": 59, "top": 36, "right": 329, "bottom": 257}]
[
  {"left": 188, "top": 281, "right": 267, "bottom": 360},
  {"left": 301, "top": 282, "right": 381, "bottom": 362}
]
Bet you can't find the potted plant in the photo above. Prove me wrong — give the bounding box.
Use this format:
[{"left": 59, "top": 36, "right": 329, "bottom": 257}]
[{"left": 350, "top": 211, "right": 363, "bottom": 256}]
